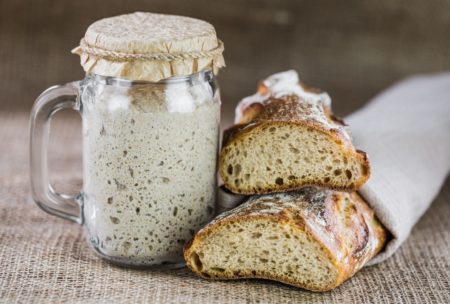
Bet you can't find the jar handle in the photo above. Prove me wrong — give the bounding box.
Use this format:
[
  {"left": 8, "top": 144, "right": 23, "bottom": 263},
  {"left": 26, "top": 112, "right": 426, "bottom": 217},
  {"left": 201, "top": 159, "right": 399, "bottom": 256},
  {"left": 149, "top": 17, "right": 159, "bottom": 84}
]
[{"left": 29, "top": 81, "right": 83, "bottom": 224}]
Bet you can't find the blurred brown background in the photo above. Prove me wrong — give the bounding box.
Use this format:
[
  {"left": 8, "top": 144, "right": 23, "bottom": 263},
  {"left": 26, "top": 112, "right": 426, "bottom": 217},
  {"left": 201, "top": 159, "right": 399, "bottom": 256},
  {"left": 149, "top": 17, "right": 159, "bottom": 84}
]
[{"left": 1, "top": 0, "right": 449, "bottom": 124}]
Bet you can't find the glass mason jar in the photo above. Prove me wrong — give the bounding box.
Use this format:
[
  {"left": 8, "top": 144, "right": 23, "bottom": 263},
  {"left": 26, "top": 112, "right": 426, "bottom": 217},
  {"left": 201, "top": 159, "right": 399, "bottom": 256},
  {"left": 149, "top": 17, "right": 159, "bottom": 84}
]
[{"left": 30, "top": 70, "right": 220, "bottom": 267}]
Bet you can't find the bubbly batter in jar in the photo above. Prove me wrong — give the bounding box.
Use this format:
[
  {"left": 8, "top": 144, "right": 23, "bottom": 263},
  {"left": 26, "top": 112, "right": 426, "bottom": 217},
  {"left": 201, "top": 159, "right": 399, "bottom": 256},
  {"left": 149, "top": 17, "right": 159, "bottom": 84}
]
[{"left": 82, "top": 74, "right": 220, "bottom": 266}]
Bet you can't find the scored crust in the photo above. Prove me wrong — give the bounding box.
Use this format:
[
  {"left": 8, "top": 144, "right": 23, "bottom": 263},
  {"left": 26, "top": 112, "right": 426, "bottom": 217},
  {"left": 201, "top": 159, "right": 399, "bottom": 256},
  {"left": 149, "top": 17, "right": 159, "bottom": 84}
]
[
  {"left": 184, "top": 188, "right": 386, "bottom": 291},
  {"left": 219, "top": 71, "right": 370, "bottom": 194}
]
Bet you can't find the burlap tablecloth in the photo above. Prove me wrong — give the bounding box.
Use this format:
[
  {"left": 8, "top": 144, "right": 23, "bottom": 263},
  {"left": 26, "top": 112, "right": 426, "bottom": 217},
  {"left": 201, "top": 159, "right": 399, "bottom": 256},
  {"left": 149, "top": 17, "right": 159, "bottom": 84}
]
[{"left": 0, "top": 112, "right": 449, "bottom": 303}]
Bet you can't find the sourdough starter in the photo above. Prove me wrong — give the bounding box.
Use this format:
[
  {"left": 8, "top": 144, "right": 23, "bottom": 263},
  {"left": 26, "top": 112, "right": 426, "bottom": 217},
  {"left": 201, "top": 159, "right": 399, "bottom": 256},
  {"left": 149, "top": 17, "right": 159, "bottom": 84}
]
[{"left": 81, "top": 79, "right": 220, "bottom": 266}]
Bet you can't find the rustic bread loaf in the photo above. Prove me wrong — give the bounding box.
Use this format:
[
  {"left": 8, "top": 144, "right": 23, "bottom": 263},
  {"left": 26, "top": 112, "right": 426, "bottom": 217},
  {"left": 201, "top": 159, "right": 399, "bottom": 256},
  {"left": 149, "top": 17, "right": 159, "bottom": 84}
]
[
  {"left": 184, "top": 187, "right": 386, "bottom": 291},
  {"left": 219, "top": 70, "right": 370, "bottom": 194}
]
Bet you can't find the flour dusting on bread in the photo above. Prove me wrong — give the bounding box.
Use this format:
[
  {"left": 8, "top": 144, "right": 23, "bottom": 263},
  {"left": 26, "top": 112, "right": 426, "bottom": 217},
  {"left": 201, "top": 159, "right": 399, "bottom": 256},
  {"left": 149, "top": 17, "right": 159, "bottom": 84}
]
[
  {"left": 184, "top": 188, "right": 386, "bottom": 291},
  {"left": 220, "top": 70, "right": 370, "bottom": 195},
  {"left": 235, "top": 70, "right": 331, "bottom": 124}
]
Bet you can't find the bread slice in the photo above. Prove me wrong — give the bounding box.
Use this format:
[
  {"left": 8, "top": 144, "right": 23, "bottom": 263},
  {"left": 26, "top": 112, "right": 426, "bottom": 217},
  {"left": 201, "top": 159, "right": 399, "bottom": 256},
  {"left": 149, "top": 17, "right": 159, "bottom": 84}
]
[
  {"left": 219, "top": 70, "right": 370, "bottom": 195},
  {"left": 184, "top": 188, "right": 386, "bottom": 291}
]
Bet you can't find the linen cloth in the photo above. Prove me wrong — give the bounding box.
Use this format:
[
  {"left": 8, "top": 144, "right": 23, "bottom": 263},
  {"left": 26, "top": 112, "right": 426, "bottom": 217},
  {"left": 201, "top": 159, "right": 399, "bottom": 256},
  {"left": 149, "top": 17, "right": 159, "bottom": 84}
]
[{"left": 346, "top": 73, "right": 450, "bottom": 264}]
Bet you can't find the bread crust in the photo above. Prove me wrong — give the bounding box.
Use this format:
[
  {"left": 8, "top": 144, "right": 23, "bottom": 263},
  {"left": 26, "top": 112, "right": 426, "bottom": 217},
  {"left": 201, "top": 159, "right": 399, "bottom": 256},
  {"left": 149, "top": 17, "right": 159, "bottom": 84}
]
[
  {"left": 220, "top": 87, "right": 371, "bottom": 194},
  {"left": 184, "top": 188, "right": 386, "bottom": 291}
]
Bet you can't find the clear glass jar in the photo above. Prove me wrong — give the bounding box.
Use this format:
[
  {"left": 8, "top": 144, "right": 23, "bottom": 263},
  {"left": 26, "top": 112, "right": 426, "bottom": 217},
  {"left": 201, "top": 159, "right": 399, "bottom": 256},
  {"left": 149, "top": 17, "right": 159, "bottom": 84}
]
[{"left": 30, "top": 70, "right": 220, "bottom": 267}]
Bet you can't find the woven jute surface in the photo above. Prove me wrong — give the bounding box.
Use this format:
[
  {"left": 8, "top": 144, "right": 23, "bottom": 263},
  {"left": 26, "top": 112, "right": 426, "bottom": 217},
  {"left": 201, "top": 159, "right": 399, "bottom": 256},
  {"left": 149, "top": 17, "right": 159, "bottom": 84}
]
[{"left": 0, "top": 112, "right": 449, "bottom": 303}]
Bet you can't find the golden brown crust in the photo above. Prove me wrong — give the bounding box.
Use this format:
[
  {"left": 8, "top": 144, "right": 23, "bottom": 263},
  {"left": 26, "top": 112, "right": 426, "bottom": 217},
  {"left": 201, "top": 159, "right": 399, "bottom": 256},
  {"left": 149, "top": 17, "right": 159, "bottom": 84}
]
[
  {"left": 228, "top": 94, "right": 357, "bottom": 154},
  {"left": 221, "top": 71, "right": 372, "bottom": 195},
  {"left": 238, "top": 103, "right": 265, "bottom": 125},
  {"left": 184, "top": 188, "right": 386, "bottom": 291},
  {"left": 220, "top": 89, "right": 371, "bottom": 194}
]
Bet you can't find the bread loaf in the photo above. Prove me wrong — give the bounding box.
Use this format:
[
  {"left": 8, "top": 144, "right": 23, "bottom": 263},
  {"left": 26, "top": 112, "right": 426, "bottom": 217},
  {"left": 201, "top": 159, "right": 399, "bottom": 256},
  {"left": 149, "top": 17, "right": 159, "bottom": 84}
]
[
  {"left": 219, "top": 70, "right": 370, "bottom": 194},
  {"left": 184, "top": 187, "right": 386, "bottom": 291}
]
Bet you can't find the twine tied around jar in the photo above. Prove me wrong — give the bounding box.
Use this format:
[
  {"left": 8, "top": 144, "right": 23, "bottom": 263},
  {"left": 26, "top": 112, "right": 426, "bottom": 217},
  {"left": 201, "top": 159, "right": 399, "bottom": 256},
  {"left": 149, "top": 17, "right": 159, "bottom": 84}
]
[{"left": 78, "top": 38, "right": 225, "bottom": 62}]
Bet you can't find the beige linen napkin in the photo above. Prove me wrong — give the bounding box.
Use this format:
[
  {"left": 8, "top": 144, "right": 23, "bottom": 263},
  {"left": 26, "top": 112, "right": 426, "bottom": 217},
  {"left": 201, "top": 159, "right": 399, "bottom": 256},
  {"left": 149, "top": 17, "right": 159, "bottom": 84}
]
[
  {"left": 218, "top": 72, "right": 450, "bottom": 264},
  {"left": 346, "top": 73, "right": 450, "bottom": 264}
]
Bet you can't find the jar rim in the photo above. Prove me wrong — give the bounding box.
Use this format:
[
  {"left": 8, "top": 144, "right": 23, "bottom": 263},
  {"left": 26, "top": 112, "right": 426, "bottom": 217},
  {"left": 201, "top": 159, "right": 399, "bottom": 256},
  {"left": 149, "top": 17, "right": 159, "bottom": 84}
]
[{"left": 88, "top": 69, "right": 214, "bottom": 87}]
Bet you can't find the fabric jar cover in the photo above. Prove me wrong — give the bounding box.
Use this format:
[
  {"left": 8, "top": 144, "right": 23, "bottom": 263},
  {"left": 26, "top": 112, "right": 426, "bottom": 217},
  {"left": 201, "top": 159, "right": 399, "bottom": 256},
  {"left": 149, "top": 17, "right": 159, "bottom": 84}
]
[{"left": 72, "top": 12, "right": 225, "bottom": 82}]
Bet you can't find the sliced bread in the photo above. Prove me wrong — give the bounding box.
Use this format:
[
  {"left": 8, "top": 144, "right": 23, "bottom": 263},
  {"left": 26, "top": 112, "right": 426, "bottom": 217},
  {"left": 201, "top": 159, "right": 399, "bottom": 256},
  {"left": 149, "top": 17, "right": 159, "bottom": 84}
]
[
  {"left": 184, "top": 187, "right": 386, "bottom": 291},
  {"left": 219, "top": 70, "right": 370, "bottom": 194}
]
